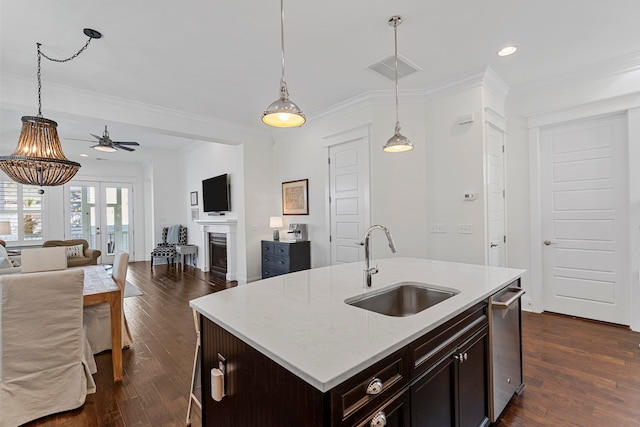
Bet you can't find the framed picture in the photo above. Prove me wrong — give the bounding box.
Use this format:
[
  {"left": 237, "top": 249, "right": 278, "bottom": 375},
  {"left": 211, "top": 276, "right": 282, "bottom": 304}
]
[
  {"left": 282, "top": 179, "right": 309, "bottom": 215},
  {"left": 190, "top": 191, "right": 198, "bottom": 206},
  {"left": 191, "top": 208, "right": 199, "bottom": 221}
]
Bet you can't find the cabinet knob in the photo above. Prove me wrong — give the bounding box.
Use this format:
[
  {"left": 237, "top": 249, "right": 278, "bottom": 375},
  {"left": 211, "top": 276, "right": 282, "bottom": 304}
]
[
  {"left": 366, "top": 377, "right": 383, "bottom": 395},
  {"left": 370, "top": 411, "right": 387, "bottom": 427},
  {"left": 453, "top": 352, "right": 466, "bottom": 363}
]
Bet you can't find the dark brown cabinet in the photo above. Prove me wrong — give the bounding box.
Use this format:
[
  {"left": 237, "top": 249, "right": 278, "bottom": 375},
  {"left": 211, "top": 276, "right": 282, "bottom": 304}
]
[
  {"left": 261, "top": 240, "right": 310, "bottom": 278},
  {"left": 411, "top": 327, "right": 489, "bottom": 427}
]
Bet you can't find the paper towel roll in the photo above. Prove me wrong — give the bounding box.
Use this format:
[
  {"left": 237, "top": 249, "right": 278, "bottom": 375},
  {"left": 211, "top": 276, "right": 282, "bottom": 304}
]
[{"left": 211, "top": 368, "right": 225, "bottom": 401}]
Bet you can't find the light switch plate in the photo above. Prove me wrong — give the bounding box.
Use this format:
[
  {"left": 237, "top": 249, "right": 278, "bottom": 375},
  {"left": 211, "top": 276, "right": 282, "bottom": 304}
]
[
  {"left": 458, "top": 224, "right": 472, "bottom": 234},
  {"left": 430, "top": 223, "right": 447, "bottom": 233}
]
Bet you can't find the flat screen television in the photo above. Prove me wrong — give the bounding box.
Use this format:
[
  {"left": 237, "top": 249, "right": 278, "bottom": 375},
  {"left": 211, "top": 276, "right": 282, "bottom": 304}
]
[{"left": 202, "top": 173, "right": 230, "bottom": 213}]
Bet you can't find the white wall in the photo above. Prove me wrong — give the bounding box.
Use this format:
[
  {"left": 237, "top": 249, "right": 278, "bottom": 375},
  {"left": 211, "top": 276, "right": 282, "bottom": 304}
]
[
  {"left": 177, "top": 136, "right": 273, "bottom": 284},
  {"left": 271, "top": 77, "right": 497, "bottom": 270}
]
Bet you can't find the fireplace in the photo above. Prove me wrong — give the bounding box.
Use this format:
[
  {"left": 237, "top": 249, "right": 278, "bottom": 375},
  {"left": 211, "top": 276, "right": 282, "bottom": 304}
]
[
  {"left": 209, "top": 233, "right": 227, "bottom": 278},
  {"left": 194, "top": 218, "right": 237, "bottom": 281}
]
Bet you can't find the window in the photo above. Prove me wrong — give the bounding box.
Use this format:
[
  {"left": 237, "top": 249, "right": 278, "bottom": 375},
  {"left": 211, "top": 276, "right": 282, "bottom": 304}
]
[{"left": 0, "top": 181, "right": 44, "bottom": 244}]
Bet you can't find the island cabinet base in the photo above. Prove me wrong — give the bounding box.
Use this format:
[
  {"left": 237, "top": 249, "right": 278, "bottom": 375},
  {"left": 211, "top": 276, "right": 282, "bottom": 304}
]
[{"left": 200, "top": 300, "right": 497, "bottom": 427}]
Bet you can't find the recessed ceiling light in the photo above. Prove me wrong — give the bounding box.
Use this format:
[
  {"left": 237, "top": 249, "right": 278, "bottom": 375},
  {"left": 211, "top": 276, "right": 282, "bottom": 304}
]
[
  {"left": 497, "top": 46, "right": 518, "bottom": 57},
  {"left": 79, "top": 153, "right": 89, "bottom": 157}
]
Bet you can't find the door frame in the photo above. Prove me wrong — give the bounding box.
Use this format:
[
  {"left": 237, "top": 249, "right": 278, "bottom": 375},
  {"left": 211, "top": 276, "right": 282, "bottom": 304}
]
[
  {"left": 322, "top": 124, "right": 372, "bottom": 265},
  {"left": 527, "top": 93, "right": 640, "bottom": 329},
  {"left": 484, "top": 108, "right": 509, "bottom": 267}
]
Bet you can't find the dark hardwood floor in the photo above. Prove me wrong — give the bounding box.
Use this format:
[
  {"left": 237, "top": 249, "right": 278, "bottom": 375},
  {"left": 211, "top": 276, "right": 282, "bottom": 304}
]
[{"left": 23, "top": 262, "right": 640, "bottom": 426}]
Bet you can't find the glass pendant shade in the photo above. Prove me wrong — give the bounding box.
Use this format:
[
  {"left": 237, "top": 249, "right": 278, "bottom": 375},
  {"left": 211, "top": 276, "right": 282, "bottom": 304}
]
[
  {"left": 94, "top": 145, "right": 117, "bottom": 153},
  {"left": 0, "top": 116, "right": 80, "bottom": 186}
]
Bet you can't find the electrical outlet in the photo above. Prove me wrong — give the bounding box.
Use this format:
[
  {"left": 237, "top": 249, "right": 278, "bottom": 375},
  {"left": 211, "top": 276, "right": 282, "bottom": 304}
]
[
  {"left": 430, "top": 223, "right": 447, "bottom": 233},
  {"left": 463, "top": 193, "right": 476, "bottom": 201},
  {"left": 458, "top": 224, "right": 472, "bottom": 234}
]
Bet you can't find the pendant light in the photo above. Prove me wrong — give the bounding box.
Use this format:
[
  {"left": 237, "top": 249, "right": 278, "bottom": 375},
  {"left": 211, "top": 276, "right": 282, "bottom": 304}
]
[
  {"left": 0, "top": 29, "right": 102, "bottom": 192},
  {"left": 383, "top": 16, "right": 414, "bottom": 153},
  {"left": 262, "top": 0, "right": 305, "bottom": 128}
]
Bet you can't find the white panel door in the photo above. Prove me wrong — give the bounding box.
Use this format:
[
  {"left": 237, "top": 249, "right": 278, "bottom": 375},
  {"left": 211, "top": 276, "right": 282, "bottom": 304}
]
[
  {"left": 487, "top": 124, "right": 506, "bottom": 267},
  {"left": 541, "top": 114, "right": 629, "bottom": 324},
  {"left": 329, "top": 138, "right": 369, "bottom": 264}
]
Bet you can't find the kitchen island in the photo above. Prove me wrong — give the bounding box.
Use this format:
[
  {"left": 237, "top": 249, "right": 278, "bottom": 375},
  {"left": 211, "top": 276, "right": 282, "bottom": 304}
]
[{"left": 190, "top": 257, "right": 525, "bottom": 426}]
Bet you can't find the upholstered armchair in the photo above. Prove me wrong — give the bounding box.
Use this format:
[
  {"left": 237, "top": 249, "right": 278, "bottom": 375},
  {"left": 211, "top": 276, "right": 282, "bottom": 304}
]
[
  {"left": 150, "top": 225, "right": 187, "bottom": 269},
  {"left": 42, "top": 239, "right": 101, "bottom": 267}
]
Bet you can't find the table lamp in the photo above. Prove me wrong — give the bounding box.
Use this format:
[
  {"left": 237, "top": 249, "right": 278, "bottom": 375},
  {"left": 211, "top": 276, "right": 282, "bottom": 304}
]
[
  {"left": 0, "top": 221, "right": 11, "bottom": 236},
  {"left": 269, "top": 216, "right": 283, "bottom": 241}
]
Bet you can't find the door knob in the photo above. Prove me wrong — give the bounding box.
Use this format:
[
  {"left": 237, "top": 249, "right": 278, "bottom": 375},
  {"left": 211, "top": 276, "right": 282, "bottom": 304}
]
[
  {"left": 490, "top": 242, "right": 498, "bottom": 248},
  {"left": 356, "top": 241, "right": 364, "bottom": 246},
  {"left": 543, "top": 240, "right": 556, "bottom": 245}
]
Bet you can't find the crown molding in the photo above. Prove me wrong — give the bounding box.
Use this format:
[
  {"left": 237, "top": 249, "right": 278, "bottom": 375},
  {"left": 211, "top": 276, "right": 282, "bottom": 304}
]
[
  {"left": 513, "top": 51, "right": 640, "bottom": 92},
  {"left": 1, "top": 73, "right": 271, "bottom": 143}
]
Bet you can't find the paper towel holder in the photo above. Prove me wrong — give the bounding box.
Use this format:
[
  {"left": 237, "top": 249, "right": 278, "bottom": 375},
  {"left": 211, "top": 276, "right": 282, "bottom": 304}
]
[{"left": 211, "top": 353, "right": 227, "bottom": 402}]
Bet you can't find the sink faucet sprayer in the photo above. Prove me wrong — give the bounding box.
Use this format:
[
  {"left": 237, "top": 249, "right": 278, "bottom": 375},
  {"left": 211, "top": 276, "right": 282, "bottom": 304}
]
[{"left": 364, "top": 225, "right": 397, "bottom": 288}]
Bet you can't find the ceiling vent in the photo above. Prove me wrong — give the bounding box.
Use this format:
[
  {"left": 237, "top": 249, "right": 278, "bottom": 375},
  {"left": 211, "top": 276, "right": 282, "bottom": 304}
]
[{"left": 367, "top": 54, "right": 421, "bottom": 81}]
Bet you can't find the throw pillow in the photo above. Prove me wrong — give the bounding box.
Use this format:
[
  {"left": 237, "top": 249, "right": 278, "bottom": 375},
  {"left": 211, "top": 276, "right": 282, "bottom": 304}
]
[
  {"left": 65, "top": 244, "right": 84, "bottom": 258},
  {"left": 0, "top": 256, "right": 12, "bottom": 268},
  {"left": 10, "top": 258, "right": 20, "bottom": 267},
  {"left": 0, "top": 244, "right": 7, "bottom": 259}
]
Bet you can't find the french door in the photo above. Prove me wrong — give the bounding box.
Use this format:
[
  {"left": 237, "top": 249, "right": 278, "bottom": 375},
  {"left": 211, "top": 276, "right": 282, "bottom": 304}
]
[{"left": 66, "top": 181, "right": 133, "bottom": 265}]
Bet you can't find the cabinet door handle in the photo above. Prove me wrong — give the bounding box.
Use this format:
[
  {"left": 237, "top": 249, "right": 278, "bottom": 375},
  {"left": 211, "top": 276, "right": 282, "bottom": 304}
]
[
  {"left": 366, "top": 377, "right": 383, "bottom": 395},
  {"left": 370, "top": 411, "right": 387, "bottom": 427}
]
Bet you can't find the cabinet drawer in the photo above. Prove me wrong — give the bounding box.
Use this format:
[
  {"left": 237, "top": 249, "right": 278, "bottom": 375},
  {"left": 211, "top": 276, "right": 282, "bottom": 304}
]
[
  {"left": 272, "top": 242, "right": 290, "bottom": 256},
  {"left": 410, "top": 302, "right": 488, "bottom": 379},
  {"left": 263, "top": 254, "right": 290, "bottom": 270},
  {"left": 261, "top": 267, "right": 288, "bottom": 279},
  {"left": 331, "top": 347, "right": 409, "bottom": 426},
  {"left": 261, "top": 241, "right": 275, "bottom": 254}
]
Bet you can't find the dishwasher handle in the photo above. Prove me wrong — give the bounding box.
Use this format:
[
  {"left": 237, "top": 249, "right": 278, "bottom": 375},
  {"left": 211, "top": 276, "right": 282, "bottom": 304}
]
[{"left": 492, "top": 288, "right": 526, "bottom": 310}]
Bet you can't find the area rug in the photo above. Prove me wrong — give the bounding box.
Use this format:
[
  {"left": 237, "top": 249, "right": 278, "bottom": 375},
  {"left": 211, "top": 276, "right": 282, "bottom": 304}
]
[{"left": 124, "top": 281, "right": 143, "bottom": 298}]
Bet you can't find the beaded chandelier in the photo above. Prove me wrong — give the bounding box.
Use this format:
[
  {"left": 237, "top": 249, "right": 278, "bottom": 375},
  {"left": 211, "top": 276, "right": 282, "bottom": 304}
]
[{"left": 0, "top": 29, "right": 102, "bottom": 191}]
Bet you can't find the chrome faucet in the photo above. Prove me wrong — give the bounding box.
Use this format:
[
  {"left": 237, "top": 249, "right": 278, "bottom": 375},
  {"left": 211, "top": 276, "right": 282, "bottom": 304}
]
[{"left": 364, "top": 225, "right": 397, "bottom": 288}]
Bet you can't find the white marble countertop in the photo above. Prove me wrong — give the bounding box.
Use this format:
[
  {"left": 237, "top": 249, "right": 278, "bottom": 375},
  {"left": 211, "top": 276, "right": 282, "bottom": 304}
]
[{"left": 190, "top": 257, "right": 524, "bottom": 392}]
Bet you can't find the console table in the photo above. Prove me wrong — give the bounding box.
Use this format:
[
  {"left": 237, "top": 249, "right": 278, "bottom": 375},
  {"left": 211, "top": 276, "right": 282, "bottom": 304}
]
[{"left": 261, "top": 240, "right": 310, "bottom": 279}]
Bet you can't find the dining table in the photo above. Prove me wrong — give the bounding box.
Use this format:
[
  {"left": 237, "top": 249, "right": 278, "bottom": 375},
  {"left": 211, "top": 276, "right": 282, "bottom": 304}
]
[{"left": 80, "top": 265, "right": 123, "bottom": 382}]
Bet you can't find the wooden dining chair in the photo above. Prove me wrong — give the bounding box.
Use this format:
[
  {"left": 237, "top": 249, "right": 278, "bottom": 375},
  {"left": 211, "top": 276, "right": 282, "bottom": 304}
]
[{"left": 83, "top": 251, "right": 134, "bottom": 353}]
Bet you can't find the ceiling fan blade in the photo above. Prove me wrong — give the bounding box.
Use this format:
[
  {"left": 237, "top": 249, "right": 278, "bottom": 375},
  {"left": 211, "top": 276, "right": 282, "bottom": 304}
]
[
  {"left": 90, "top": 134, "right": 103, "bottom": 140},
  {"left": 114, "top": 144, "right": 135, "bottom": 152},
  {"left": 65, "top": 137, "right": 95, "bottom": 142},
  {"left": 113, "top": 141, "right": 140, "bottom": 146}
]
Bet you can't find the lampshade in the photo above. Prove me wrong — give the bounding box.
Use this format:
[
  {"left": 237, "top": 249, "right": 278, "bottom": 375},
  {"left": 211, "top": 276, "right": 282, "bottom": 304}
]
[
  {"left": 262, "top": 93, "right": 306, "bottom": 127},
  {"left": 269, "top": 216, "right": 283, "bottom": 228},
  {"left": 383, "top": 122, "right": 414, "bottom": 153},
  {"left": 0, "top": 116, "right": 81, "bottom": 186},
  {"left": 0, "top": 221, "right": 11, "bottom": 235}
]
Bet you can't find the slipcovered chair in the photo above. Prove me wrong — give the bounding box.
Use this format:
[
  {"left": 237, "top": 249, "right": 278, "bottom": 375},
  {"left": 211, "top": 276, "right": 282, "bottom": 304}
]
[
  {"left": 150, "top": 225, "right": 187, "bottom": 269},
  {"left": 42, "top": 239, "right": 101, "bottom": 267},
  {"left": 0, "top": 269, "right": 96, "bottom": 426},
  {"left": 83, "top": 251, "right": 134, "bottom": 354}
]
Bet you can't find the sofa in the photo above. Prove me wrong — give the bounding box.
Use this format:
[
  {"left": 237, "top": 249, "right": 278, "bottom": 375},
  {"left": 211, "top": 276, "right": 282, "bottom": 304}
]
[{"left": 42, "top": 239, "right": 101, "bottom": 267}]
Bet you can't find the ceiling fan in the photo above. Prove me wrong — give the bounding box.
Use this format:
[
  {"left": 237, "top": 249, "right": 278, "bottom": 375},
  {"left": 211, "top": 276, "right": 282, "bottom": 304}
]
[{"left": 66, "top": 125, "right": 140, "bottom": 152}]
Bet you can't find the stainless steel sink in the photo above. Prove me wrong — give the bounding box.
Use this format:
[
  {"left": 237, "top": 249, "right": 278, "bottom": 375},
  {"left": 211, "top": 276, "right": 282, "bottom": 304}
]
[{"left": 345, "top": 282, "right": 459, "bottom": 317}]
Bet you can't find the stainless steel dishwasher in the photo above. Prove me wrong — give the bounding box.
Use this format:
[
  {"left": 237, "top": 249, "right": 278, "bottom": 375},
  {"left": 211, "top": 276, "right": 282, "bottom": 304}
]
[{"left": 489, "top": 284, "right": 526, "bottom": 422}]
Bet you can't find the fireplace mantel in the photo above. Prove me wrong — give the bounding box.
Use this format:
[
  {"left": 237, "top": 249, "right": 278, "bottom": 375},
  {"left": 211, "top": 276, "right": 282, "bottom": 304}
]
[{"left": 195, "top": 219, "right": 237, "bottom": 280}]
